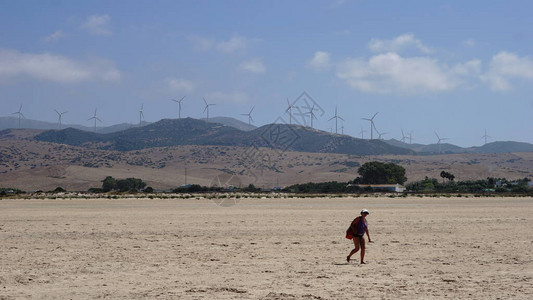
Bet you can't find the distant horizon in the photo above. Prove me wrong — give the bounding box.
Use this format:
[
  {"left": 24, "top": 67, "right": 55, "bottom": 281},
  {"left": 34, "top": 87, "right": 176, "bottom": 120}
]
[
  {"left": 1, "top": 1, "right": 532, "bottom": 147},
  {"left": 2, "top": 114, "right": 531, "bottom": 149}
]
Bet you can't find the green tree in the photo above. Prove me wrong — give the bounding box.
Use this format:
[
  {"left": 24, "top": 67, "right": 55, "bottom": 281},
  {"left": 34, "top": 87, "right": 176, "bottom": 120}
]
[
  {"left": 355, "top": 161, "right": 407, "bottom": 184},
  {"left": 102, "top": 176, "right": 117, "bottom": 192}
]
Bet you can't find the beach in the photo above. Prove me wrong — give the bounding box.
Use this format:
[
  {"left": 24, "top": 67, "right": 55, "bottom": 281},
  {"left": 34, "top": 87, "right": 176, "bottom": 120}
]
[{"left": 1, "top": 196, "right": 532, "bottom": 299}]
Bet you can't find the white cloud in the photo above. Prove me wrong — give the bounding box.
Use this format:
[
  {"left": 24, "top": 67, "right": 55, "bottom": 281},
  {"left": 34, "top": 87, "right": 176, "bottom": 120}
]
[
  {"left": 336, "top": 52, "right": 478, "bottom": 94},
  {"left": 0, "top": 49, "right": 121, "bottom": 83},
  {"left": 462, "top": 39, "right": 476, "bottom": 48},
  {"left": 205, "top": 91, "right": 247, "bottom": 104},
  {"left": 481, "top": 51, "right": 533, "bottom": 90},
  {"left": 189, "top": 36, "right": 214, "bottom": 51},
  {"left": 190, "top": 35, "right": 248, "bottom": 53},
  {"left": 43, "top": 30, "right": 65, "bottom": 42},
  {"left": 368, "top": 33, "right": 432, "bottom": 54},
  {"left": 216, "top": 37, "right": 247, "bottom": 53},
  {"left": 238, "top": 59, "right": 266, "bottom": 73},
  {"left": 165, "top": 77, "right": 195, "bottom": 93},
  {"left": 82, "top": 15, "right": 112, "bottom": 36},
  {"left": 308, "top": 51, "right": 331, "bottom": 71}
]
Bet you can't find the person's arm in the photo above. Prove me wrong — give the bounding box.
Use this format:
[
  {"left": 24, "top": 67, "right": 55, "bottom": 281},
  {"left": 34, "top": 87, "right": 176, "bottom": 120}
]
[{"left": 366, "top": 226, "right": 372, "bottom": 242}]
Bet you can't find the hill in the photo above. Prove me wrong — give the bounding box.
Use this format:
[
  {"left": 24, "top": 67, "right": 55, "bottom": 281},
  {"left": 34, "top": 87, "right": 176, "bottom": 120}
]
[
  {"left": 468, "top": 141, "right": 533, "bottom": 154},
  {"left": 1, "top": 134, "right": 532, "bottom": 191},
  {"left": 34, "top": 118, "right": 414, "bottom": 155},
  {"left": 202, "top": 117, "right": 257, "bottom": 131},
  {"left": 384, "top": 139, "right": 533, "bottom": 154}
]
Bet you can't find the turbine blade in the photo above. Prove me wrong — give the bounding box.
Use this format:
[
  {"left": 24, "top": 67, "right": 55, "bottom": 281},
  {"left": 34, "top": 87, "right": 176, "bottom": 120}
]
[
  {"left": 249, "top": 106, "right": 255, "bottom": 114},
  {"left": 203, "top": 97, "right": 208, "bottom": 105},
  {"left": 180, "top": 96, "right": 186, "bottom": 102},
  {"left": 338, "top": 116, "right": 345, "bottom": 121},
  {"left": 55, "top": 109, "right": 60, "bottom": 115}
]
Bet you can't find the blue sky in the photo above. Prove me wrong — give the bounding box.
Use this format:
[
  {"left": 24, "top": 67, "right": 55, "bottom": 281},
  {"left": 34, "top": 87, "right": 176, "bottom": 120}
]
[{"left": 1, "top": 0, "right": 532, "bottom": 147}]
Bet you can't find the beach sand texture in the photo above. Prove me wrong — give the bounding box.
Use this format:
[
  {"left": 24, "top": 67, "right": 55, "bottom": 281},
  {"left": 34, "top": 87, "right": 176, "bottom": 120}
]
[{"left": 1, "top": 196, "right": 532, "bottom": 299}]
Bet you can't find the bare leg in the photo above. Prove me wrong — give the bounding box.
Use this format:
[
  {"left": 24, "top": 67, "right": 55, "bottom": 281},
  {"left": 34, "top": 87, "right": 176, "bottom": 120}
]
[
  {"left": 360, "top": 237, "right": 366, "bottom": 264},
  {"left": 347, "top": 238, "right": 360, "bottom": 262}
]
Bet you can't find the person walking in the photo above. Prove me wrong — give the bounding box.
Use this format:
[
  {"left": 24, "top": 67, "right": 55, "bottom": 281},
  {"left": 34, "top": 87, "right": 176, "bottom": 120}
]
[{"left": 346, "top": 209, "right": 372, "bottom": 264}]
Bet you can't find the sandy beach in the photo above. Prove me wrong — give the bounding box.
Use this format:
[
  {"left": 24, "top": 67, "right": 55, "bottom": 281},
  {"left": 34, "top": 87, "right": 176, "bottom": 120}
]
[{"left": 1, "top": 196, "right": 532, "bottom": 299}]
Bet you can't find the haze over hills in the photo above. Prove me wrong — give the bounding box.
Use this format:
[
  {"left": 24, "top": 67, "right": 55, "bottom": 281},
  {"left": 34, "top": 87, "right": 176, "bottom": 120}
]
[
  {"left": 3, "top": 116, "right": 532, "bottom": 155},
  {"left": 384, "top": 139, "right": 533, "bottom": 154},
  {"left": 34, "top": 118, "right": 414, "bottom": 155}
]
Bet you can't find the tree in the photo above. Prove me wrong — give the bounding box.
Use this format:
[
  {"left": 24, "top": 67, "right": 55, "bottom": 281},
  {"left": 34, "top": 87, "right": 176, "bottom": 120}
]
[
  {"left": 355, "top": 161, "right": 407, "bottom": 185},
  {"left": 102, "top": 176, "right": 117, "bottom": 192},
  {"left": 440, "top": 171, "right": 455, "bottom": 183}
]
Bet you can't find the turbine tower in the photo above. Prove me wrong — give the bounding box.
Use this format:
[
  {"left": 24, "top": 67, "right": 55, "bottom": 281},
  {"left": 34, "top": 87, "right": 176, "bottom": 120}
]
[
  {"left": 285, "top": 98, "right": 294, "bottom": 125},
  {"left": 139, "top": 104, "right": 144, "bottom": 127},
  {"left": 87, "top": 108, "right": 102, "bottom": 132},
  {"left": 328, "top": 106, "right": 344, "bottom": 134},
  {"left": 241, "top": 106, "right": 255, "bottom": 125},
  {"left": 408, "top": 131, "right": 414, "bottom": 144},
  {"left": 171, "top": 96, "right": 186, "bottom": 119},
  {"left": 12, "top": 104, "right": 25, "bottom": 129},
  {"left": 435, "top": 131, "right": 450, "bottom": 154},
  {"left": 54, "top": 109, "right": 68, "bottom": 129},
  {"left": 359, "top": 128, "right": 366, "bottom": 139},
  {"left": 203, "top": 97, "right": 215, "bottom": 122},
  {"left": 481, "top": 129, "right": 491, "bottom": 145},
  {"left": 306, "top": 105, "right": 317, "bottom": 129},
  {"left": 362, "top": 112, "right": 378, "bottom": 140},
  {"left": 400, "top": 129, "right": 407, "bottom": 143}
]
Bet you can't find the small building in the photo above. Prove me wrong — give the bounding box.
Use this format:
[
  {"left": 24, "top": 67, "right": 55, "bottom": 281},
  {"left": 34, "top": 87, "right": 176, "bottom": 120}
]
[{"left": 350, "top": 184, "right": 406, "bottom": 193}]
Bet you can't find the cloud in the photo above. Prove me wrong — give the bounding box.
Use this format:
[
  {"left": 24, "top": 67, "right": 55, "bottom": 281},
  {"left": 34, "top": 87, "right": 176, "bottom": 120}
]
[
  {"left": 481, "top": 51, "right": 533, "bottom": 90},
  {"left": 308, "top": 51, "right": 331, "bottom": 71},
  {"left": 368, "top": 33, "right": 432, "bottom": 54},
  {"left": 190, "top": 35, "right": 248, "bottom": 53},
  {"left": 189, "top": 36, "right": 215, "bottom": 52},
  {"left": 216, "top": 37, "right": 247, "bottom": 53},
  {"left": 43, "top": 30, "right": 65, "bottom": 42},
  {"left": 205, "top": 91, "right": 248, "bottom": 104},
  {"left": 165, "top": 77, "right": 195, "bottom": 93},
  {"left": 462, "top": 39, "right": 476, "bottom": 48},
  {"left": 238, "top": 59, "right": 266, "bottom": 73},
  {"left": 336, "top": 52, "right": 479, "bottom": 94},
  {"left": 82, "top": 15, "right": 112, "bottom": 36},
  {"left": 0, "top": 49, "right": 121, "bottom": 83}
]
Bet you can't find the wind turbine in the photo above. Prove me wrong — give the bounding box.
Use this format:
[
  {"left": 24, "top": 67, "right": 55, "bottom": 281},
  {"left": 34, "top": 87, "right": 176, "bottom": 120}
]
[
  {"left": 376, "top": 128, "right": 388, "bottom": 140},
  {"left": 481, "top": 129, "right": 491, "bottom": 145},
  {"left": 408, "top": 131, "right": 414, "bottom": 144},
  {"left": 203, "top": 97, "right": 215, "bottom": 122},
  {"left": 435, "top": 131, "right": 450, "bottom": 153},
  {"left": 241, "top": 106, "right": 255, "bottom": 125},
  {"left": 12, "top": 104, "right": 25, "bottom": 129},
  {"left": 400, "top": 129, "right": 407, "bottom": 143},
  {"left": 285, "top": 98, "right": 294, "bottom": 125},
  {"left": 87, "top": 108, "right": 102, "bottom": 132},
  {"left": 171, "top": 96, "right": 186, "bottom": 119},
  {"left": 306, "top": 105, "right": 317, "bottom": 129},
  {"left": 359, "top": 128, "right": 366, "bottom": 139},
  {"left": 362, "top": 112, "right": 378, "bottom": 140},
  {"left": 341, "top": 123, "right": 345, "bottom": 135},
  {"left": 139, "top": 104, "right": 145, "bottom": 127},
  {"left": 328, "top": 106, "right": 344, "bottom": 134},
  {"left": 54, "top": 109, "right": 68, "bottom": 129}
]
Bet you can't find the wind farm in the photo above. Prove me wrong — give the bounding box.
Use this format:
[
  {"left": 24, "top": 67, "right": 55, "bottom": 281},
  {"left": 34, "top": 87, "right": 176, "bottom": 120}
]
[{"left": 1, "top": 2, "right": 533, "bottom": 300}]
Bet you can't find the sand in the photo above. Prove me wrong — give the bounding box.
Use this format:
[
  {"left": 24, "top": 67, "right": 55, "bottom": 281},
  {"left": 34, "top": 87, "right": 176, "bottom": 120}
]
[{"left": 1, "top": 196, "right": 532, "bottom": 299}]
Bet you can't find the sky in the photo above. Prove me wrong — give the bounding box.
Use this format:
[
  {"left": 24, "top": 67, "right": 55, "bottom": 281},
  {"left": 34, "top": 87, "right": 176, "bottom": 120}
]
[{"left": 0, "top": 0, "right": 532, "bottom": 147}]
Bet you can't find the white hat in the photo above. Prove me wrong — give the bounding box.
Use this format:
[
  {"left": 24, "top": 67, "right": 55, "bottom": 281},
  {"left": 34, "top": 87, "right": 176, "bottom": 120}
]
[{"left": 361, "top": 209, "right": 370, "bottom": 215}]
